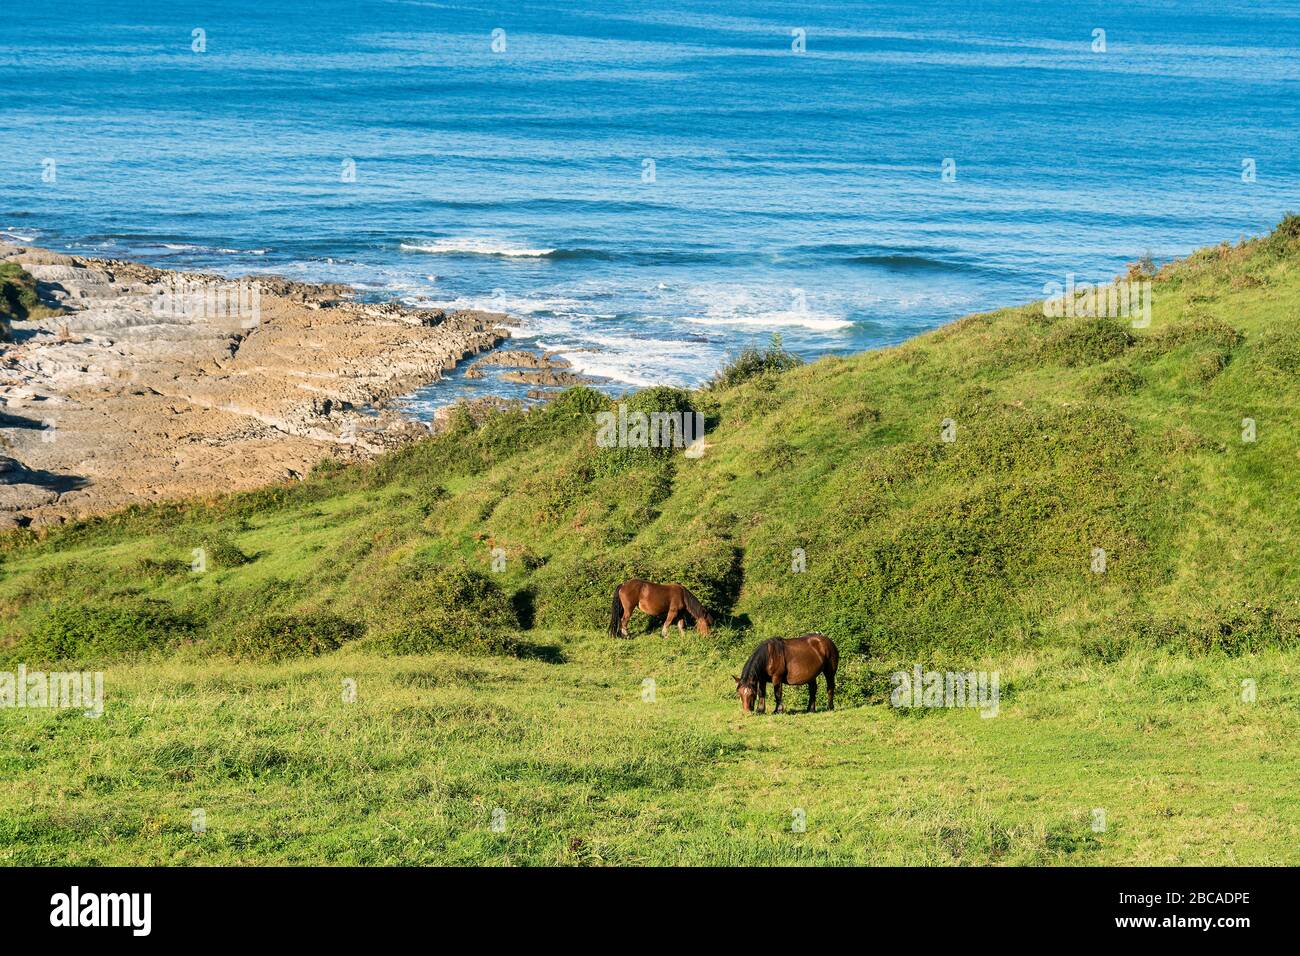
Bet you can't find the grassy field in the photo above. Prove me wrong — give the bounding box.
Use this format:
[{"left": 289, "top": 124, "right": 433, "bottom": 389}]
[
  {"left": 2, "top": 220, "right": 1299, "bottom": 865},
  {"left": 2, "top": 636, "right": 1296, "bottom": 865}
]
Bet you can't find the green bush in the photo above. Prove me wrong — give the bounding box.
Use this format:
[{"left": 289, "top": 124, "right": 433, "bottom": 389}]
[
  {"left": 1263, "top": 211, "right": 1300, "bottom": 253},
  {"left": 1080, "top": 603, "right": 1300, "bottom": 659},
  {"left": 1092, "top": 365, "right": 1144, "bottom": 395},
  {"left": 198, "top": 532, "right": 253, "bottom": 569},
  {"left": 663, "top": 534, "right": 743, "bottom": 619},
  {"left": 414, "top": 483, "right": 450, "bottom": 516},
  {"left": 0, "top": 263, "right": 46, "bottom": 321},
  {"left": 539, "top": 385, "right": 609, "bottom": 422},
  {"left": 1142, "top": 316, "right": 1242, "bottom": 352},
  {"left": 215, "top": 612, "right": 363, "bottom": 661},
  {"left": 362, "top": 560, "right": 520, "bottom": 655},
  {"left": 1252, "top": 330, "right": 1300, "bottom": 376},
  {"left": 532, "top": 552, "right": 650, "bottom": 630},
  {"left": 130, "top": 556, "right": 192, "bottom": 578},
  {"left": 1038, "top": 317, "right": 1134, "bottom": 367},
  {"left": 17, "top": 598, "right": 194, "bottom": 663},
  {"left": 709, "top": 334, "right": 802, "bottom": 390},
  {"left": 755, "top": 438, "right": 799, "bottom": 474},
  {"left": 592, "top": 386, "right": 701, "bottom": 476}
]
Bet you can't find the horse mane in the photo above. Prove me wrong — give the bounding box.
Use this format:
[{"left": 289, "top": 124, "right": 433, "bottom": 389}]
[
  {"left": 738, "top": 643, "right": 767, "bottom": 684},
  {"left": 739, "top": 638, "right": 785, "bottom": 684},
  {"left": 680, "top": 586, "right": 708, "bottom": 621}
]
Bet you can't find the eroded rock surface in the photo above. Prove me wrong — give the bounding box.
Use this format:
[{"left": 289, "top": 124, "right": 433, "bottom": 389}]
[{"left": 0, "top": 244, "right": 511, "bottom": 525}]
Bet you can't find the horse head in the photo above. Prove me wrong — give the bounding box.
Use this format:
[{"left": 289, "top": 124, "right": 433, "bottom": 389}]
[{"left": 733, "top": 674, "right": 756, "bottom": 712}]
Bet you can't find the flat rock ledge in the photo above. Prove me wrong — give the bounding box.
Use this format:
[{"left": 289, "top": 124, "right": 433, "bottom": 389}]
[
  {"left": 0, "top": 243, "right": 511, "bottom": 527},
  {"left": 464, "top": 347, "right": 598, "bottom": 394}
]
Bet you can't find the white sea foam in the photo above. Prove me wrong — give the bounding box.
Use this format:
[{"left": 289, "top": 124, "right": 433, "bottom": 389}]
[
  {"left": 159, "top": 242, "right": 269, "bottom": 256},
  {"left": 686, "top": 309, "right": 853, "bottom": 331},
  {"left": 562, "top": 356, "right": 659, "bottom": 387},
  {"left": 537, "top": 331, "right": 718, "bottom": 388},
  {"left": 416, "top": 294, "right": 585, "bottom": 317},
  {"left": 400, "top": 238, "right": 556, "bottom": 258},
  {"left": 671, "top": 283, "right": 857, "bottom": 332}
]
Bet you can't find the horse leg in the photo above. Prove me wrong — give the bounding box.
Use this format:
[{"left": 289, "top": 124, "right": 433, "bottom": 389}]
[
  {"left": 662, "top": 607, "right": 677, "bottom": 637},
  {"left": 677, "top": 617, "right": 685, "bottom": 635},
  {"left": 807, "top": 678, "right": 817, "bottom": 713},
  {"left": 773, "top": 681, "right": 784, "bottom": 714},
  {"left": 756, "top": 681, "right": 766, "bottom": 713},
  {"left": 620, "top": 597, "right": 632, "bottom": 638},
  {"left": 825, "top": 669, "right": 835, "bottom": 710}
]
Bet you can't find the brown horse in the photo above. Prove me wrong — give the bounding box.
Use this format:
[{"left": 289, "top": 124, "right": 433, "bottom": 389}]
[
  {"left": 734, "top": 634, "right": 838, "bottom": 713},
  {"left": 610, "top": 579, "right": 714, "bottom": 638}
]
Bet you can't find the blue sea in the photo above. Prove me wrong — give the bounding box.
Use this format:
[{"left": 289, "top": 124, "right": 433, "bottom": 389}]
[{"left": 2, "top": 1, "right": 1297, "bottom": 414}]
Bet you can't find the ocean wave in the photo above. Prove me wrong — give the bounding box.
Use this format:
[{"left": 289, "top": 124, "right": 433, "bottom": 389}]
[
  {"left": 108, "top": 240, "right": 274, "bottom": 258},
  {"left": 845, "top": 253, "right": 983, "bottom": 273},
  {"left": 418, "top": 294, "right": 585, "bottom": 316},
  {"left": 399, "top": 241, "right": 734, "bottom": 265},
  {"left": 401, "top": 239, "right": 557, "bottom": 258},
  {"left": 686, "top": 310, "right": 854, "bottom": 331},
  {"left": 560, "top": 355, "right": 659, "bottom": 387},
  {"left": 555, "top": 348, "right": 705, "bottom": 389}
]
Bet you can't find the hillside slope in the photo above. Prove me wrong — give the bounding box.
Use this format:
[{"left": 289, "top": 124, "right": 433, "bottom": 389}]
[{"left": 3, "top": 219, "right": 1300, "bottom": 663}]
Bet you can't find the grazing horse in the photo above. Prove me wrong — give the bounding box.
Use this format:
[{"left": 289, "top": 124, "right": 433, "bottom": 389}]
[
  {"left": 609, "top": 579, "right": 714, "bottom": 638},
  {"left": 734, "top": 634, "right": 838, "bottom": 714}
]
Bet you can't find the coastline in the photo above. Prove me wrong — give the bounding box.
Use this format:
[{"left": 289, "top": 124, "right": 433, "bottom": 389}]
[{"left": 0, "top": 242, "right": 519, "bottom": 528}]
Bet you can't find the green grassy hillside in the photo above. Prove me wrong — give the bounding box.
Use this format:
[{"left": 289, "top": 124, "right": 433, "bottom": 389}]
[
  {"left": 3, "top": 219, "right": 1299, "bottom": 663},
  {"left": 1, "top": 222, "right": 1298, "bottom": 866}
]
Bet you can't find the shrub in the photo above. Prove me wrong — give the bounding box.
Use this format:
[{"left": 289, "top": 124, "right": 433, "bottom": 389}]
[
  {"left": 362, "top": 560, "right": 519, "bottom": 655},
  {"left": 215, "top": 612, "right": 363, "bottom": 661},
  {"left": 182, "top": 576, "right": 303, "bottom": 631},
  {"left": 531, "top": 552, "right": 650, "bottom": 630},
  {"left": 0, "top": 263, "right": 47, "bottom": 321},
  {"left": 310, "top": 457, "right": 348, "bottom": 478},
  {"left": 709, "top": 334, "right": 802, "bottom": 390},
  {"left": 755, "top": 438, "right": 799, "bottom": 474},
  {"left": 592, "top": 386, "right": 701, "bottom": 476},
  {"left": 1251, "top": 330, "right": 1300, "bottom": 376},
  {"left": 540, "top": 385, "right": 609, "bottom": 422},
  {"left": 198, "top": 532, "right": 253, "bottom": 568},
  {"left": 1142, "top": 316, "right": 1242, "bottom": 352},
  {"left": 1124, "top": 251, "right": 1158, "bottom": 281},
  {"left": 414, "top": 483, "right": 450, "bottom": 516},
  {"left": 17, "top": 598, "right": 194, "bottom": 663},
  {"left": 1263, "top": 211, "right": 1300, "bottom": 254},
  {"left": 1092, "top": 365, "right": 1144, "bottom": 395},
  {"left": 130, "top": 556, "right": 192, "bottom": 578},
  {"left": 1038, "top": 318, "right": 1134, "bottom": 367},
  {"left": 1189, "top": 348, "right": 1230, "bottom": 383},
  {"left": 662, "top": 533, "right": 743, "bottom": 618},
  {"left": 1085, "top": 603, "right": 1300, "bottom": 657}
]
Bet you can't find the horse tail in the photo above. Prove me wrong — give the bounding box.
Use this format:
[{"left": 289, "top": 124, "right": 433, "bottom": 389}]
[
  {"left": 822, "top": 635, "right": 839, "bottom": 676},
  {"left": 609, "top": 583, "right": 625, "bottom": 636}
]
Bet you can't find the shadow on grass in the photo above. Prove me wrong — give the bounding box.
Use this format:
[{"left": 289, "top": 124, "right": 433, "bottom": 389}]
[{"left": 511, "top": 641, "right": 566, "bottom": 664}]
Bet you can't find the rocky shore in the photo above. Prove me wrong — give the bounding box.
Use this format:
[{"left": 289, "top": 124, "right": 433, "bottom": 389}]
[{"left": 0, "top": 244, "right": 514, "bottom": 528}]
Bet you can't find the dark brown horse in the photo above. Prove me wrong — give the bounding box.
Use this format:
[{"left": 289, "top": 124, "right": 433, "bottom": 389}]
[
  {"left": 734, "top": 634, "right": 838, "bottom": 713},
  {"left": 609, "top": 579, "right": 714, "bottom": 638}
]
